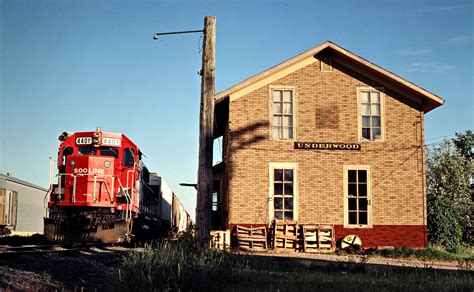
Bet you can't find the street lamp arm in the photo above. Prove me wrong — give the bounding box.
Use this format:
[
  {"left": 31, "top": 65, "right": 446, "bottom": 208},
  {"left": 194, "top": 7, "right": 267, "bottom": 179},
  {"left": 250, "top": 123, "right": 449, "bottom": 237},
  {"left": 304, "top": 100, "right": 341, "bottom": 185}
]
[
  {"left": 179, "top": 183, "right": 198, "bottom": 190},
  {"left": 153, "top": 29, "right": 204, "bottom": 40}
]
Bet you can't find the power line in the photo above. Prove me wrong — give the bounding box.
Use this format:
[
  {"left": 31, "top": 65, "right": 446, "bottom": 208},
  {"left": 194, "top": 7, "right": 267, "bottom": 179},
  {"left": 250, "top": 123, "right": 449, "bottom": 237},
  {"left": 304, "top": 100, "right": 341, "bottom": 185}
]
[{"left": 425, "top": 133, "right": 456, "bottom": 142}]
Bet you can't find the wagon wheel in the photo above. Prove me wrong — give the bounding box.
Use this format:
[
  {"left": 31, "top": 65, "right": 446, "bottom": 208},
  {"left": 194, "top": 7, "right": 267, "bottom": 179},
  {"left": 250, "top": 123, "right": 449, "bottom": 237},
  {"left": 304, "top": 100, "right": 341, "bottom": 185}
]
[{"left": 341, "top": 235, "right": 362, "bottom": 250}]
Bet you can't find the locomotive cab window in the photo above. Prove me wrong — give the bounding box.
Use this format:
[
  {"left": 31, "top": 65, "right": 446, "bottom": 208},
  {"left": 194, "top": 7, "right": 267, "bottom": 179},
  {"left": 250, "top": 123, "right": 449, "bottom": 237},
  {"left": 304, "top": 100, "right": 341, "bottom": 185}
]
[
  {"left": 100, "top": 147, "right": 119, "bottom": 158},
  {"left": 124, "top": 148, "right": 135, "bottom": 167},
  {"left": 62, "top": 146, "right": 73, "bottom": 165},
  {"left": 79, "top": 147, "right": 97, "bottom": 156}
]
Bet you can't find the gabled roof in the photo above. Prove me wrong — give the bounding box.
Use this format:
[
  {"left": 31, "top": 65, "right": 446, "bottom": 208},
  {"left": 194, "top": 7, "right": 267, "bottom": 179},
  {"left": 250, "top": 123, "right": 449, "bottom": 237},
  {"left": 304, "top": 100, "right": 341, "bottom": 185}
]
[{"left": 215, "top": 41, "right": 444, "bottom": 113}]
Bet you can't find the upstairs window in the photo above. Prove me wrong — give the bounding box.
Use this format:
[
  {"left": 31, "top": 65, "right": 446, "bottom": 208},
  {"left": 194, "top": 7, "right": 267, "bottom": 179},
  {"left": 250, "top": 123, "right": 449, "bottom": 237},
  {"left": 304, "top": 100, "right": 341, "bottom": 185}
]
[
  {"left": 320, "top": 58, "right": 333, "bottom": 72},
  {"left": 359, "top": 88, "right": 383, "bottom": 141},
  {"left": 271, "top": 88, "right": 295, "bottom": 140}
]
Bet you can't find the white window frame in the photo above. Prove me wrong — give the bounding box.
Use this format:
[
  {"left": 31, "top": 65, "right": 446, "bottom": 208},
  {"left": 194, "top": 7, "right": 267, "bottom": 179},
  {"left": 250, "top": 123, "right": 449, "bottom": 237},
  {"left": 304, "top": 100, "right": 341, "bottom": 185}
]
[
  {"left": 343, "top": 165, "right": 373, "bottom": 228},
  {"left": 212, "top": 179, "right": 222, "bottom": 212},
  {"left": 269, "top": 86, "right": 297, "bottom": 141},
  {"left": 320, "top": 58, "right": 333, "bottom": 72},
  {"left": 357, "top": 87, "right": 385, "bottom": 142},
  {"left": 268, "top": 162, "right": 298, "bottom": 224}
]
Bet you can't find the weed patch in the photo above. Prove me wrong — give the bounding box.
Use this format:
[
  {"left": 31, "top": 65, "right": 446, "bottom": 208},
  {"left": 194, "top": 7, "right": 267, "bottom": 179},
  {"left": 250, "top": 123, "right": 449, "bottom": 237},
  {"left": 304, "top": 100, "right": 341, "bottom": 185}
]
[{"left": 118, "top": 241, "right": 473, "bottom": 291}]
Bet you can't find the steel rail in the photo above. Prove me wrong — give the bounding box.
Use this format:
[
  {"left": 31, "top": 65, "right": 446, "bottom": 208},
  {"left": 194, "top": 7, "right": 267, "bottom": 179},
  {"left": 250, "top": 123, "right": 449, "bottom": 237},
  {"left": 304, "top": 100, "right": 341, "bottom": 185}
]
[{"left": 0, "top": 243, "right": 105, "bottom": 256}]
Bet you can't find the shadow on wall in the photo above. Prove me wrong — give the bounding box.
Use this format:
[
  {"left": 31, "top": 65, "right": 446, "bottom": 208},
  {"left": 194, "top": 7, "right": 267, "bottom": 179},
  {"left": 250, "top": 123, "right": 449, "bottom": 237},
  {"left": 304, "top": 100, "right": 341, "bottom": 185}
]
[{"left": 229, "top": 121, "right": 269, "bottom": 150}]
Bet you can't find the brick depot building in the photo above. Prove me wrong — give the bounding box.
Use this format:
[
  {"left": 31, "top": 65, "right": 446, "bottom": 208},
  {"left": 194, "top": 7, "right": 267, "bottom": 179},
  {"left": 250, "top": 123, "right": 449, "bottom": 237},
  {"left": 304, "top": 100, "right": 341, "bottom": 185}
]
[{"left": 212, "top": 41, "right": 444, "bottom": 248}]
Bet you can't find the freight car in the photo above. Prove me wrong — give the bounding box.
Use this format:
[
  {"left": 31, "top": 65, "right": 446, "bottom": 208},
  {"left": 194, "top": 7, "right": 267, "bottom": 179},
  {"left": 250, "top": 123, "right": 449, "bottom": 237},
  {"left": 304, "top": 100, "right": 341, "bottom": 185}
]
[{"left": 44, "top": 128, "right": 192, "bottom": 243}]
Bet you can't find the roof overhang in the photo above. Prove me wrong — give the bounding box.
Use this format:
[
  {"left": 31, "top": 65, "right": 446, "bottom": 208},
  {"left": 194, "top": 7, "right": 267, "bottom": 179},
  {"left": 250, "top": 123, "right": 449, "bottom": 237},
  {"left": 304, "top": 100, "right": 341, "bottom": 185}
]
[{"left": 215, "top": 41, "right": 444, "bottom": 113}]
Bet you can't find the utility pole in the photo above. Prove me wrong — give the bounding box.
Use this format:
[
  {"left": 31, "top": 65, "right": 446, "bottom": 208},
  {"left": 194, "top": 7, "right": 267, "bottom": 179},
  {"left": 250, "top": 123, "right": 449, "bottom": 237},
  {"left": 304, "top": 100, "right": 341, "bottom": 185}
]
[
  {"left": 153, "top": 16, "right": 215, "bottom": 243},
  {"left": 196, "top": 16, "right": 215, "bottom": 242}
]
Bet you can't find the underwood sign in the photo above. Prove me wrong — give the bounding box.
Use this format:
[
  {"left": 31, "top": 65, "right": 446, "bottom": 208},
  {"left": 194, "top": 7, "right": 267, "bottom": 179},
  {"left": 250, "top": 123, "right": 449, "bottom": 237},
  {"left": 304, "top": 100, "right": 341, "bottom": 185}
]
[{"left": 294, "top": 142, "right": 361, "bottom": 150}]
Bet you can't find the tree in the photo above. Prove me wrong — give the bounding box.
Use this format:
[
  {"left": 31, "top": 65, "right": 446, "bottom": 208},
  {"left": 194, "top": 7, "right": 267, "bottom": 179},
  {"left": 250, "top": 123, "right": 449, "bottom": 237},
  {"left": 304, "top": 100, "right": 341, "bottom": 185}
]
[
  {"left": 426, "top": 130, "right": 473, "bottom": 248},
  {"left": 453, "top": 130, "right": 474, "bottom": 161}
]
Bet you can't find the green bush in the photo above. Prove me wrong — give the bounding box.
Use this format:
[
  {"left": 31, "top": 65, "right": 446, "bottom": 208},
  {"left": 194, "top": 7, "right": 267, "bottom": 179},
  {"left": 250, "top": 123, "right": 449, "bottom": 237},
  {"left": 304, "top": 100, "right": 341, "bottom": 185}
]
[
  {"left": 378, "top": 246, "right": 473, "bottom": 261},
  {"left": 427, "top": 193, "right": 463, "bottom": 252}
]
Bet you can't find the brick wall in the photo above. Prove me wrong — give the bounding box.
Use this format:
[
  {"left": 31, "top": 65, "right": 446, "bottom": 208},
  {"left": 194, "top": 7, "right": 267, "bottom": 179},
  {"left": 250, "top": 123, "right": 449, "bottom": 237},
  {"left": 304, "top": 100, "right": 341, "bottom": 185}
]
[{"left": 224, "top": 54, "right": 427, "bottom": 248}]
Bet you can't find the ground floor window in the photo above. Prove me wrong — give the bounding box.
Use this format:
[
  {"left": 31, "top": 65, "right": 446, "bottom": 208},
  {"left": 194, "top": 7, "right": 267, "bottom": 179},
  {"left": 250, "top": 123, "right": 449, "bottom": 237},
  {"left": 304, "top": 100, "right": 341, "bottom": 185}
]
[
  {"left": 211, "top": 179, "right": 222, "bottom": 230},
  {"left": 270, "top": 163, "right": 297, "bottom": 221},
  {"left": 344, "top": 165, "right": 371, "bottom": 227}
]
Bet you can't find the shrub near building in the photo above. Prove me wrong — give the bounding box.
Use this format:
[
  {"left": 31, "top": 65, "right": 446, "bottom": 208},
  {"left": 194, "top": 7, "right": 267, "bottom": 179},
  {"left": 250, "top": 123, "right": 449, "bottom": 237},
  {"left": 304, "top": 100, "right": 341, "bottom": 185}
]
[{"left": 427, "top": 131, "right": 474, "bottom": 250}]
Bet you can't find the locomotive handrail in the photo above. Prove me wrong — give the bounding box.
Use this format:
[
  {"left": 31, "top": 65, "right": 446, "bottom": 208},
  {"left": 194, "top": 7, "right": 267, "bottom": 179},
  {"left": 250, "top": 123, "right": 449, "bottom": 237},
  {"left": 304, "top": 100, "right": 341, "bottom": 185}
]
[
  {"left": 53, "top": 172, "right": 133, "bottom": 236},
  {"left": 126, "top": 169, "right": 135, "bottom": 194},
  {"left": 43, "top": 184, "right": 53, "bottom": 217},
  {"left": 56, "top": 173, "right": 115, "bottom": 204},
  {"left": 115, "top": 178, "right": 132, "bottom": 225}
]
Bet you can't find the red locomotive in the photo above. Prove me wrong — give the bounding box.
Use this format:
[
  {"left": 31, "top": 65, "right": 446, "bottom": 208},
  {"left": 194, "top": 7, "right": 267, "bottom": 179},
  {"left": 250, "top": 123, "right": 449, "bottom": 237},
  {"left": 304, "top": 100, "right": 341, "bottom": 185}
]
[{"left": 44, "top": 128, "right": 190, "bottom": 243}]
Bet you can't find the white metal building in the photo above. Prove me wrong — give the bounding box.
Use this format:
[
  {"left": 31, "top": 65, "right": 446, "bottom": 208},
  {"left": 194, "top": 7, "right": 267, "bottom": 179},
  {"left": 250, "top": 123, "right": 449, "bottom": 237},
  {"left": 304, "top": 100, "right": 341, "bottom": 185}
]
[{"left": 0, "top": 173, "right": 47, "bottom": 235}]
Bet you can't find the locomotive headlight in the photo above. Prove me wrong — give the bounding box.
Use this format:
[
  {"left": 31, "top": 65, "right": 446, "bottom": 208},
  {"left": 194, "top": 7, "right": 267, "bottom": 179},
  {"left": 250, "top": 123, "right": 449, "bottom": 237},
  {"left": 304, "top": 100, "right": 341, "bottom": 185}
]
[
  {"left": 104, "top": 160, "right": 111, "bottom": 168},
  {"left": 58, "top": 132, "right": 68, "bottom": 141},
  {"left": 69, "top": 160, "right": 75, "bottom": 167},
  {"left": 93, "top": 133, "right": 101, "bottom": 145}
]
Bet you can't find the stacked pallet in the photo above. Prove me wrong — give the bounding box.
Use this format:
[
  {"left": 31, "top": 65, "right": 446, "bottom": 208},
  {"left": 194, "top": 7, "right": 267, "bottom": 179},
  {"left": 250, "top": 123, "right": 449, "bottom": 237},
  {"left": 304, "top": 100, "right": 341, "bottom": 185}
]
[
  {"left": 302, "top": 225, "right": 335, "bottom": 252},
  {"left": 235, "top": 225, "right": 267, "bottom": 251},
  {"left": 271, "top": 221, "right": 335, "bottom": 252},
  {"left": 210, "top": 230, "right": 231, "bottom": 250},
  {"left": 273, "top": 220, "right": 301, "bottom": 252}
]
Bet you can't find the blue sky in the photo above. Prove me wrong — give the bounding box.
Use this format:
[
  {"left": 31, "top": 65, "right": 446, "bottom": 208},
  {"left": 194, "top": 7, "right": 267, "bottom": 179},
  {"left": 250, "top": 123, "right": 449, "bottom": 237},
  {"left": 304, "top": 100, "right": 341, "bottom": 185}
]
[{"left": 1, "top": 0, "right": 473, "bottom": 219}]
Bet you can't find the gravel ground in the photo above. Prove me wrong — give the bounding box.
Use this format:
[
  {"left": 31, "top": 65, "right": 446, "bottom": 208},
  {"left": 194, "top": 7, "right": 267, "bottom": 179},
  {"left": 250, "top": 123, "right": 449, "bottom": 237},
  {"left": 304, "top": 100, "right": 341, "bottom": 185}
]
[
  {"left": 254, "top": 251, "right": 473, "bottom": 271},
  {"left": 0, "top": 246, "right": 132, "bottom": 291}
]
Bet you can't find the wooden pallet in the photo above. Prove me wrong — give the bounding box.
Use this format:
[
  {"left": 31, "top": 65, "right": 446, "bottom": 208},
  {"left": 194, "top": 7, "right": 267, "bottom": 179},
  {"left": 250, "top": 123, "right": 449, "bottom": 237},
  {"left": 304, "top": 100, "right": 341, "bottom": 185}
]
[
  {"left": 236, "top": 225, "right": 267, "bottom": 251},
  {"left": 210, "top": 230, "right": 231, "bottom": 250},
  {"left": 273, "top": 220, "right": 301, "bottom": 252},
  {"left": 302, "top": 225, "right": 335, "bottom": 252}
]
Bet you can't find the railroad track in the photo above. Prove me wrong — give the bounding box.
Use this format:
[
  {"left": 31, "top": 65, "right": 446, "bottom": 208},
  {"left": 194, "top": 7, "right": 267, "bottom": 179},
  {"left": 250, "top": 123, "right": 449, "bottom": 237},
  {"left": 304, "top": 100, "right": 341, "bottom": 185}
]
[{"left": 0, "top": 243, "right": 105, "bottom": 255}]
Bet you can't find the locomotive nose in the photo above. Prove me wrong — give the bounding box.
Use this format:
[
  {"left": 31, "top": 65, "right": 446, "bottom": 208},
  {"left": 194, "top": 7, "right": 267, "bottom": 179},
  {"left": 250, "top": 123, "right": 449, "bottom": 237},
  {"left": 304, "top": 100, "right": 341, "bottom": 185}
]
[{"left": 63, "top": 155, "right": 115, "bottom": 205}]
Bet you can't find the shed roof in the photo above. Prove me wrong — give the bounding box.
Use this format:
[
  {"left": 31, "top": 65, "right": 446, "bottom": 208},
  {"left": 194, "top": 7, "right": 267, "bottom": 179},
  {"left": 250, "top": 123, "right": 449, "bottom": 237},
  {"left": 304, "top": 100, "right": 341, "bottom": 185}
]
[
  {"left": 215, "top": 41, "right": 444, "bottom": 113},
  {"left": 0, "top": 174, "right": 48, "bottom": 192}
]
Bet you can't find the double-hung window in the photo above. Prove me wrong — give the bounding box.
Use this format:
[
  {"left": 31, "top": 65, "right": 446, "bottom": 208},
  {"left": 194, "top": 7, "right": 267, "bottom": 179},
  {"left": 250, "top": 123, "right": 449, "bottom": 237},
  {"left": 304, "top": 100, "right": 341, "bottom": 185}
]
[
  {"left": 271, "top": 88, "right": 294, "bottom": 140},
  {"left": 359, "top": 89, "right": 383, "bottom": 141},
  {"left": 270, "top": 163, "right": 298, "bottom": 221},
  {"left": 344, "top": 165, "right": 371, "bottom": 227}
]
